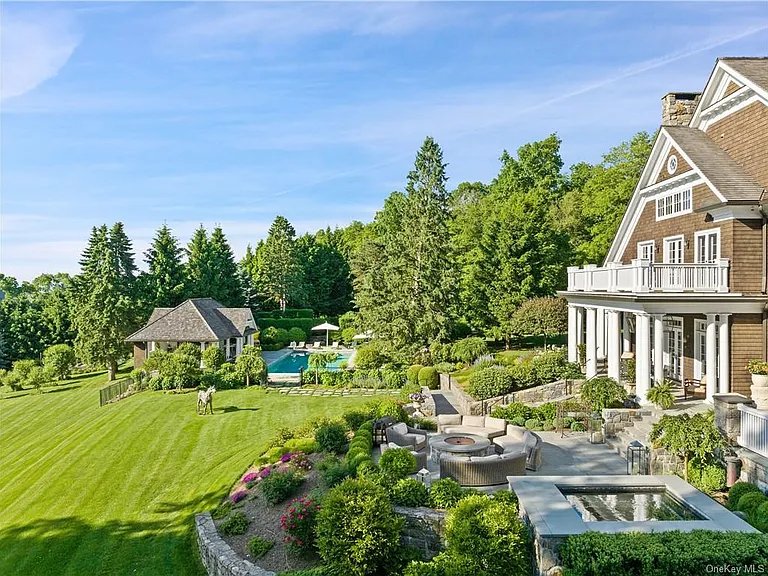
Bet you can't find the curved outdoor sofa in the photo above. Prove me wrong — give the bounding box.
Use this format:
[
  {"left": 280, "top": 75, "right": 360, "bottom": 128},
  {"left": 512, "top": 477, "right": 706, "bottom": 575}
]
[
  {"left": 439, "top": 450, "right": 527, "bottom": 486},
  {"left": 436, "top": 414, "right": 507, "bottom": 439},
  {"left": 492, "top": 425, "right": 542, "bottom": 471}
]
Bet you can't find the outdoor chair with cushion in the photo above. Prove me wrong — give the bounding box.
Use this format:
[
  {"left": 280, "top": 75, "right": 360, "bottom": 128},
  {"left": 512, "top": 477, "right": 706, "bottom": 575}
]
[
  {"left": 312, "top": 342, "right": 321, "bottom": 349},
  {"left": 684, "top": 376, "right": 706, "bottom": 400},
  {"left": 297, "top": 341, "right": 305, "bottom": 349},
  {"left": 386, "top": 422, "right": 428, "bottom": 451},
  {"left": 330, "top": 341, "right": 339, "bottom": 349},
  {"left": 492, "top": 425, "right": 543, "bottom": 471},
  {"left": 380, "top": 442, "right": 428, "bottom": 472},
  {"left": 436, "top": 414, "right": 507, "bottom": 439},
  {"left": 439, "top": 451, "right": 527, "bottom": 487},
  {"left": 289, "top": 341, "right": 297, "bottom": 349}
]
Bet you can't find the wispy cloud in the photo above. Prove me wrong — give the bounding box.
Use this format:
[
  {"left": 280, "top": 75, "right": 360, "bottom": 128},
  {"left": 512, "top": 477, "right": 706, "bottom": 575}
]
[{"left": 0, "top": 8, "right": 81, "bottom": 102}]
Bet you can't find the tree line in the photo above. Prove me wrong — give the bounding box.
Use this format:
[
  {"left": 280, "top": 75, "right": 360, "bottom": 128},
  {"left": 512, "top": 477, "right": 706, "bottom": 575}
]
[{"left": 0, "top": 130, "right": 652, "bottom": 374}]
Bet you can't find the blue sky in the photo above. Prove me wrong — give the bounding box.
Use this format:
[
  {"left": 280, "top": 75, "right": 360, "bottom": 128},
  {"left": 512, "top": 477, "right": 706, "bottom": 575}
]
[{"left": 1, "top": 1, "right": 767, "bottom": 280}]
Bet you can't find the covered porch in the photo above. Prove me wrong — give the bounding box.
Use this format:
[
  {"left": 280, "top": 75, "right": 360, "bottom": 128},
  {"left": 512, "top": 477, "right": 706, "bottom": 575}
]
[{"left": 562, "top": 294, "right": 764, "bottom": 403}]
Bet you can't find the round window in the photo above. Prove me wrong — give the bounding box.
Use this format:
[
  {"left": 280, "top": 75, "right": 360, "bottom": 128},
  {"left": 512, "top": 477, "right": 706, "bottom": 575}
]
[{"left": 667, "top": 155, "right": 678, "bottom": 175}]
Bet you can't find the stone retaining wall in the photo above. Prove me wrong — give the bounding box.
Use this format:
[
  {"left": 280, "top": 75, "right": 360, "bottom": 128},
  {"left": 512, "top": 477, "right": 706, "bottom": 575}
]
[
  {"left": 393, "top": 506, "right": 446, "bottom": 559},
  {"left": 713, "top": 393, "right": 754, "bottom": 445},
  {"left": 439, "top": 374, "right": 583, "bottom": 416},
  {"left": 195, "top": 513, "right": 275, "bottom": 576},
  {"left": 738, "top": 448, "right": 768, "bottom": 493}
]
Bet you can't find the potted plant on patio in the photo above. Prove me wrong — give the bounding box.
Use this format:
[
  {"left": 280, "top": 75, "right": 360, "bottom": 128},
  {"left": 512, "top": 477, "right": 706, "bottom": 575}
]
[{"left": 746, "top": 360, "right": 768, "bottom": 410}]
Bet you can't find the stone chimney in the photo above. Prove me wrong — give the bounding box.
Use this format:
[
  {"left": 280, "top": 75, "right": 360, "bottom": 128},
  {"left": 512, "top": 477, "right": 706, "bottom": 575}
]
[{"left": 661, "top": 92, "right": 701, "bottom": 126}]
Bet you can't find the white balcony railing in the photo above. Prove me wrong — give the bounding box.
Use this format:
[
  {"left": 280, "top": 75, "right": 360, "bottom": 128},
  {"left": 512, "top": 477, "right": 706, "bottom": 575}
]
[
  {"left": 738, "top": 404, "right": 768, "bottom": 458},
  {"left": 567, "top": 259, "right": 730, "bottom": 294}
]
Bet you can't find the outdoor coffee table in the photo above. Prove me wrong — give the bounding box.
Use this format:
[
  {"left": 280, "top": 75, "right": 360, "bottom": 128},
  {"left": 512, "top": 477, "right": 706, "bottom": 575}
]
[{"left": 429, "top": 433, "right": 491, "bottom": 464}]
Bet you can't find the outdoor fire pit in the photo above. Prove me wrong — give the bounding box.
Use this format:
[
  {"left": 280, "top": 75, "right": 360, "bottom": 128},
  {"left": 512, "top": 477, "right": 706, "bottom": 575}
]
[{"left": 429, "top": 433, "right": 491, "bottom": 463}]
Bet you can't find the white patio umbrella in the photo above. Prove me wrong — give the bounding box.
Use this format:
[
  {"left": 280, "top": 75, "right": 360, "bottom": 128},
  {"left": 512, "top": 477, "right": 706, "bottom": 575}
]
[
  {"left": 352, "top": 330, "right": 374, "bottom": 340},
  {"left": 311, "top": 322, "right": 340, "bottom": 346}
]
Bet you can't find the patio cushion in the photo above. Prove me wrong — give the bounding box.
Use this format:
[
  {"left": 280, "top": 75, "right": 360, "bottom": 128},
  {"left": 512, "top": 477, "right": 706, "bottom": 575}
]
[
  {"left": 504, "top": 425, "right": 526, "bottom": 441},
  {"left": 463, "top": 415, "right": 486, "bottom": 428},
  {"left": 485, "top": 416, "right": 507, "bottom": 431},
  {"left": 493, "top": 437, "right": 524, "bottom": 453},
  {"left": 437, "top": 414, "right": 461, "bottom": 426},
  {"left": 469, "top": 454, "right": 500, "bottom": 463},
  {"left": 390, "top": 422, "right": 408, "bottom": 435},
  {"left": 441, "top": 425, "right": 497, "bottom": 438}
]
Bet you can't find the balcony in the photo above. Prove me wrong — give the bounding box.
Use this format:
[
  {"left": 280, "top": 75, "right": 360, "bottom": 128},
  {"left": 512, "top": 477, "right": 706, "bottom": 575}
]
[{"left": 567, "top": 259, "right": 730, "bottom": 294}]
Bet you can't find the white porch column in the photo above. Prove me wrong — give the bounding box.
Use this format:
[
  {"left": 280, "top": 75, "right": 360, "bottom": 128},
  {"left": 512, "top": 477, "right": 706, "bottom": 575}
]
[
  {"left": 719, "top": 314, "right": 731, "bottom": 394},
  {"left": 706, "top": 313, "right": 718, "bottom": 402},
  {"left": 635, "top": 313, "right": 651, "bottom": 402},
  {"left": 585, "top": 307, "right": 598, "bottom": 379},
  {"left": 568, "top": 305, "right": 579, "bottom": 363},
  {"left": 607, "top": 310, "right": 621, "bottom": 382},
  {"left": 622, "top": 312, "right": 632, "bottom": 354},
  {"left": 653, "top": 314, "right": 665, "bottom": 385},
  {"left": 576, "top": 307, "right": 584, "bottom": 346},
  {"left": 596, "top": 309, "right": 606, "bottom": 360}
]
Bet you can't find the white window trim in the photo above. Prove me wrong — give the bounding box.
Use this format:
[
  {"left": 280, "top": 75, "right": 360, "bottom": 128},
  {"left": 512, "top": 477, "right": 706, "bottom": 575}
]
[
  {"left": 693, "top": 227, "right": 721, "bottom": 264},
  {"left": 656, "top": 187, "right": 693, "bottom": 221},
  {"left": 663, "top": 235, "right": 685, "bottom": 264},
  {"left": 637, "top": 240, "right": 655, "bottom": 263},
  {"left": 694, "top": 319, "right": 706, "bottom": 381}
]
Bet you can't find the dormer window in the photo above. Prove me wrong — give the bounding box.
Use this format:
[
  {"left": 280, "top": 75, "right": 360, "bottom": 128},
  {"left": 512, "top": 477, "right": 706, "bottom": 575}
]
[{"left": 656, "top": 187, "right": 691, "bottom": 220}]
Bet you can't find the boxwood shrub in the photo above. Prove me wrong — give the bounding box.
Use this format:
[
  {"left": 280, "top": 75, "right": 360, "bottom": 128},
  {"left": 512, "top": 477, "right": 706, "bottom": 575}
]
[
  {"left": 379, "top": 448, "right": 417, "bottom": 480},
  {"left": 729, "top": 482, "right": 762, "bottom": 510},
  {"left": 219, "top": 511, "right": 250, "bottom": 535},
  {"left": 466, "top": 366, "right": 515, "bottom": 400},
  {"left": 738, "top": 492, "right": 767, "bottom": 515},
  {"left": 418, "top": 366, "right": 439, "bottom": 390},
  {"left": 390, "top": 478, "right": 429, "bottom": 507},
  {"left": 559, "top": 531, "right": 768, "bottom": 575},
  {"left": 429, "top": 478, "right": 464, "bottom": 509},
  {"left": 406, "top": 365, "right": 423, "bottom": 386},
  {"left": 316, "top": 479, "right": 404, "bottom": 576}
]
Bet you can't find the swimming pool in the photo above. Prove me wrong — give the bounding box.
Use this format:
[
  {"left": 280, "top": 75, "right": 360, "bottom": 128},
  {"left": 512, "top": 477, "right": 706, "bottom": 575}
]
[{"left": 269, "top": 352, "right": 350, "bottom": 373}]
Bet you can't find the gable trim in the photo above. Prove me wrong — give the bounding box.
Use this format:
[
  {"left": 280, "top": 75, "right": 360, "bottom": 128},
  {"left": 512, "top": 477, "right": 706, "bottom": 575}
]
[
  {"left": 663, "top": 128, "right": 728, "bottom": 204},
  {"left": 691, "top": 60, "right": 768, "bottom": 128}
]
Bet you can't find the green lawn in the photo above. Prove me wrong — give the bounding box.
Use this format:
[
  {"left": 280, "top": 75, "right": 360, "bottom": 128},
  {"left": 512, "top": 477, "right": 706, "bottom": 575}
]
[{"left": 0, "top": 369, "right": 365, "bottom": 575}]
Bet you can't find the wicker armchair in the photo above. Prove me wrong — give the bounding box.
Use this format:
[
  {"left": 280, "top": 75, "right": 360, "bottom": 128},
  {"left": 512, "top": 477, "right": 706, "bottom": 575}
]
[
  {"left": 439, "top": 451, "right": 527, "bottom": 487},
  {"left": 386, "top": 422, "right": 428, "bottom": 451}
]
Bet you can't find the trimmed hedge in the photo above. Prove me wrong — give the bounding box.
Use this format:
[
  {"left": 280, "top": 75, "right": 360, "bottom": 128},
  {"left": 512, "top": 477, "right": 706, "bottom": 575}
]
[
  {"left": 256, "top": 308, "right": 314, "bottom": 319},
  {"left": 729, "top": 482, "right": 763, "bottom": 510},
  {"left": 560, "top": 531, "right": 768, "bottom": 575},
  {"left": 256, "top": 317, "right": 339, "bottom": 335},
  {"left": 418, "top": 366, "right": 439, "bottom": 390}
]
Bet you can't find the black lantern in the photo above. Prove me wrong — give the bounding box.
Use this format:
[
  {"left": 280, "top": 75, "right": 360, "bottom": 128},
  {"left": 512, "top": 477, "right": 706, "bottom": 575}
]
[
  {"left": 627, "top": 441, "right": 649, "bottom": 475},
  {"left": 373, "top": 416, "right": 396, "bottom": 446},
  {"left": 588, "top": 414, "right": 604, "bottom": 444}
]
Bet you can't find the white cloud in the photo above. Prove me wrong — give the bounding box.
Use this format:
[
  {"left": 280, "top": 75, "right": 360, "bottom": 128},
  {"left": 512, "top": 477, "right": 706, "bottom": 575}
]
[{"left": 0, "top": 9, "right": 81, "bottom": 102}]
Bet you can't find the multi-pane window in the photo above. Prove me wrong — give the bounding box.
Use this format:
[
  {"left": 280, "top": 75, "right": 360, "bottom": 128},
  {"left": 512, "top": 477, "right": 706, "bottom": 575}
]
[
  {"left": 656, "top": 188, "right": 692, "bottom": 220},
  {"left": 696, "top": 230, "right": 719, "bottom": 264},
  {"left": 229, "top": 337, "right": 237, "bottom": 359}
]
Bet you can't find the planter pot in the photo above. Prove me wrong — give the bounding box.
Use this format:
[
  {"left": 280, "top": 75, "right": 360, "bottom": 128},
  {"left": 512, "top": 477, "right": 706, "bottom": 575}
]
[{"left": 750, "top": 374, "right": 768, "bottom": 410}]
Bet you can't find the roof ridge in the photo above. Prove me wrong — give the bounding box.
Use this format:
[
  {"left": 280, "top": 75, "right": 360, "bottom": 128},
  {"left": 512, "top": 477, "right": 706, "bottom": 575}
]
[
  {"left": 125, "top": 299, "right": 189, "bottom": 341},
  {"left": 189, "top": 299, "right": 221, "bottom": 341}
]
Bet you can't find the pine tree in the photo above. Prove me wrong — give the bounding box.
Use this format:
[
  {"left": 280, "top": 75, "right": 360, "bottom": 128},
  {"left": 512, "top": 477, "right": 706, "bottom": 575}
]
[
  {"left": 208, "top": 226, "right": 243, "bottom": 306},
  {"left": 71, "top": 223, "right": 137, "bottom": 380},
  {"left": 295, "top": 232, "right": 353, "bottom": 316},
  {"left": 0, "top": 328, "right": 10, "bottom": 369},
  {"left": 185, "top": 225, "right": 214, "bottom": 299},
  {"left": 258, "top": 216, "right": 304, "bottom": 311},
  {"left": 144, "top": 224, "right": 186, "bottom": 308},
  {"left": 239, "top": 245, "right": 260, "bottom": 309}
]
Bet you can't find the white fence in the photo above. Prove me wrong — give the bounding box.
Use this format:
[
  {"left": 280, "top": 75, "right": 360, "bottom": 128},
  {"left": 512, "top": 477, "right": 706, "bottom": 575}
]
[
  {"left": 738, "top": 404, "right": 768, "bottom": 458},
  {"left": 567, "top": 259, "right": 729, "bottom": 294}
]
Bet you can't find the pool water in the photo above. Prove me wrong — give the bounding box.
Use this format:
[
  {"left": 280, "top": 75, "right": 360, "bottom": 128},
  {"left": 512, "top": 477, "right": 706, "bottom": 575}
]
[
  {"left": 562, "top": 487, "right": 704, "bottom": 522},
  {"left": 269, "top": 352, "right": 350, "bottom": 373}
]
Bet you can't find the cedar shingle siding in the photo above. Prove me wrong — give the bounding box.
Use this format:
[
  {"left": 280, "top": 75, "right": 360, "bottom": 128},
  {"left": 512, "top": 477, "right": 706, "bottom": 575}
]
[
  {"left": 655, "top": 146, "right": 692, "bottom": 184},
  {"left": 706, "top": 101, "right": 768, "bottom": 190},
  {"left": 724, "top": 80, "right": 742, "bottom": 97},
  {"left": 732, "top": 314, "right": 765, "bottom": 396},
  {"left": 620, "top": 184, "right": 723, "bottom": 265}
]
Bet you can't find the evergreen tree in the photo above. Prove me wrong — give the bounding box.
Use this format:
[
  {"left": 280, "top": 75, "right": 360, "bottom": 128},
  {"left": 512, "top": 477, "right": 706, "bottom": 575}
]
[
  {"left": 295, "top": 232, "right": 353, "bottom": 316},
  {"left": 401, "top": 137, "right": 457, "bottom": 342},
  {"left": 0, "top": 329, "right": 9, "bottom": 369},
  {"left": 144, "top": 224, "right": 186, "bottom": 308},
  {"left": 208, "top": 226, "right": 243, "bottom": 306},
  {"left": 238, "top": 245, "right": 260, "bottom": 309},
  {"left": 185, "top": 225, "right": 214, "bottom": 299},
  {"left": 71, "top": 223, "right": 137, "bottom": 380},
  {"left": 258, "top": 216, "right": 304, "bottom": 311}
]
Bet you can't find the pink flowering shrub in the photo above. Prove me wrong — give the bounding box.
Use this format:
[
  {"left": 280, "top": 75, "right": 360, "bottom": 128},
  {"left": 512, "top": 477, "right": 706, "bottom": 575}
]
[
  {"left": 231, "top": 490, "right": 248, "bottom": 504},
  {"left": 281, "top": 495, "right": 320, "bottom": 553},
  {"left": 290, "top": 452, "right": 312, "bottom": 471},
  {"left": 242, "top": 472, "right": 258, "bottom": 484},
  {"left": 258, "top": 467, "right": 272, "bottom": 479},
  {"left": 280, "top": 452, "right": 294, "bottom": 463}
]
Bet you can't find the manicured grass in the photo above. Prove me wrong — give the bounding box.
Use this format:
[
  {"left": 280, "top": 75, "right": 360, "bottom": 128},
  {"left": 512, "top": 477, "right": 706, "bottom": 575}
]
[{"left": 0, "top": 369, "right": 366, "bottom": 575}]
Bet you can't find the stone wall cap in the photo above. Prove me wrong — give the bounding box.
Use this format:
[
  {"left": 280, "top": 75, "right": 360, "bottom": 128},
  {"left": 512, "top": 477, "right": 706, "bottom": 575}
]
[{"left": 713, "top": 393, "right": 752, "bottom": 404}]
